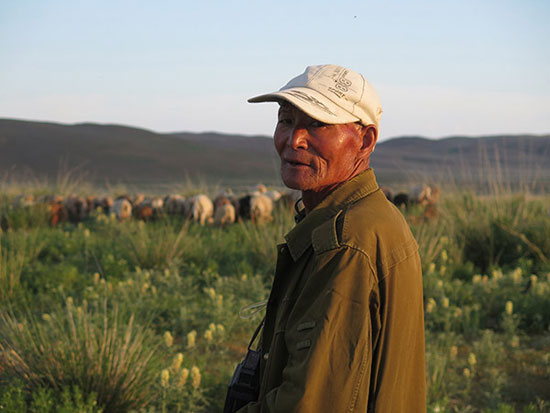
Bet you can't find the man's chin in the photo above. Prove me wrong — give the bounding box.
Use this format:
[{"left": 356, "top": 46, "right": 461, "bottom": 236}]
[
  {"left": 280, "top": 167, "right": 317, "bottom": 191},
  {"left": 281, "top": 176, "right": 314, "bottom": 191}
]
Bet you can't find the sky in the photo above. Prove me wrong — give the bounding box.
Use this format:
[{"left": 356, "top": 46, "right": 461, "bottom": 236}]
[{"left": 1, "top": 0, "right": 549, "bottom": 141}]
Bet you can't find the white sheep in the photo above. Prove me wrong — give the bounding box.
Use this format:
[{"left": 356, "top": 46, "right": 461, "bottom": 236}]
[
  {"left": 250, "top": 194, "right": 273, "bottom": 224},
  {"left": 112, "top": 198, "right": 132, "bottom": 221},
  {"left": 190, "top": 194, "right": 214, "bottom": 226},
  {"left": 251, "top": 184, "right": 267, "bottom": 194}
]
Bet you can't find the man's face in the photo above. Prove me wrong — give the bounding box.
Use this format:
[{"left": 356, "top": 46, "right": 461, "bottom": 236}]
[{"left": 274, "top": 103, "right": 365, "bottom": 192}]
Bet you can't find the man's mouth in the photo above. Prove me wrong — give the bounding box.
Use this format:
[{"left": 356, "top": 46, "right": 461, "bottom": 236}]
[{"left": 284, "top": 158, "right": 309, "bottom": 167}]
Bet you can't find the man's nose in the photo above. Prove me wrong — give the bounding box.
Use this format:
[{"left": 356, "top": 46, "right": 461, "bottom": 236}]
[{"left": 289, "top": 126, "right": 308, "bottom": 150}]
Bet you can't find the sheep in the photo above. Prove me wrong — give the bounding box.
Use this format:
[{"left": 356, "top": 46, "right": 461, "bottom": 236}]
[
  {"left": 88, "top": 196, "right": 113, "bottom": 215},
  {"left": 419, "top": 185, "right": 440, "bottom": 206},
  {"left": 251, "top": 184, "right": 267, "bottom": 194},
  {"left": 134, "top": 203, "right": 153, "bottom": 221},
  {"left": 229, "top": 195, "right": 241, "bottom": 221},
  {"left": 65, "top": 194, "right": 89, "bottom": 223},
  {"left": 148, "top": 196, "right": 164, "bottom": 218},
  {"left": 100, "top": 196, "right": 114, "bottom": 215},
  {"left": 85, "top": 195, "right": 96, "bottom": 214},
  {"left": 213, "top": 197, "right": 236, "bottom": 226},
  {"left": 392, "top": 193, "right": 409, "bottom": 208},
  {"left": 421, "top": 185, "right": 440, "bottom": 220},
  {"left": 214, "top": 193, "right": 240, "bottom": 221},
  {"left": 112, "top": 198, "right": 132, "bottom": 221},
  {"left": 131, "top": 196, "right": 164, "bottom": 221},
  {"left": 164, "top": 194, "right": 187, "bottom": 216},
  {"left": 249, "top": 194, "right": 273, "bottom": 224},
  {"left": 12, "top": 194, "right": 35, "bottom": 208},
  {"left": 264, "top": 190, "right": 282, "bottom": 202},
  {"left": 91, "top": 197, "right": 103, "bottom": 213},
  {"left": 133, "top": 193, "right": 145, "bottom": 207},
  {"left": 380, "top": 186, "right": 394, "bottom": 203},
  {"left": 393, "top": 184, "right": 440, "bottom": 220},
  {"left": 238, "top": 194, "right": 253, "bottom": 220},
  {"left": 409, "top": 185, "right": 438, "bottom": 206},
  {"left": 215, "top": 188, "right": 234, "bottom": 200},
  {"left": 115, "top": 194, "right": 133, "bottom": 203},
  {"left": 38, "top": 195, "right": 66, "bottom": 226},
  {"left": 189, "top": 194, "right": 214, "bottom": 226},
  {"left": 48, "top": 201, "right": 68, "bottom": 227}
]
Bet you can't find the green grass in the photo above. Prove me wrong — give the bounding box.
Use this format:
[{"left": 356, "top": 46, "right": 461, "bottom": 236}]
[{"left": 1, "top": 187, "right": 549, "bottom": 412}]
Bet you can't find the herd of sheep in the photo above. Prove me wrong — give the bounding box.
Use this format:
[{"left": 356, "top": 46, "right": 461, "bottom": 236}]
[
  {"left": 6, "top": 184, "right": 298, "bottom": 227},
  {"left": 4, "top": 183, "right": 440, "bottom": 228},
  {"left": 381, "top": 184, "right": 440, "bottom": 219}
]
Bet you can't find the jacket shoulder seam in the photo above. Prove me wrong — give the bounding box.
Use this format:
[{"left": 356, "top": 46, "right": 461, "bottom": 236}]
[
  {"left": 338, "top": 242, "right": 377, "bottom": 280},
  {"left": 378, "top": 238, "right": 419, "bottom": 279}
]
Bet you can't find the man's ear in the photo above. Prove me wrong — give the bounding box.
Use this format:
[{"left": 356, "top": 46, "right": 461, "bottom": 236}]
[{"left": 357, "top": 124, "right": 378, "bottom": 159}]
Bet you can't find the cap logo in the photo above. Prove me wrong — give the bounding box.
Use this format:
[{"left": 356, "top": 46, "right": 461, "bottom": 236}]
[
  {"left": 284, "top": 90, "right": 336, "bottom": 116},
  {"left": 327, "top": 70, "right": 353, "bottom": 99}
]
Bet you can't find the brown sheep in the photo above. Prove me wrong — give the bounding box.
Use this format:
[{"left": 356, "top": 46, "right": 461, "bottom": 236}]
[
  {"left": 134, "top": 203, "right": 154, "bottom": 221},
  {"left": 164, "top": 194, "right": 187, "bottom": 216},
  {"left": 65, "top": 194, "right": 89, "bottom": 223},
  {"left": 49, "top": 201, "right": 68, "bottom": 227}
]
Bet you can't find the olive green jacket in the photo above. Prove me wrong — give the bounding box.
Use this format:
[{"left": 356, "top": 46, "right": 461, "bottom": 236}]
[{"left": 238, "top": 169, "right": 426, "bottom": 412}]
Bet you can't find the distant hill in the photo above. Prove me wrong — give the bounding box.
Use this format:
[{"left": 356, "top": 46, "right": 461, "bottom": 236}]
[
  {"left": 0, "top": 119, "right": 280, "bottom": 190},
  {"left": 1, "top": 118, "right": 549, "bottom": 192}
]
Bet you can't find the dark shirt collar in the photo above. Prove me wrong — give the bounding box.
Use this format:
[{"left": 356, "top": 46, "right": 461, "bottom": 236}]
[{"left": 285, "top": 168, "right": 379, "bottom": 261}]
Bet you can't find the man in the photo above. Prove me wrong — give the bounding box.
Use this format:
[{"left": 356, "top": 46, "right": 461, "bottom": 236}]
[{"left": 236, "top": 64, "right": 426, "bottom": 412}]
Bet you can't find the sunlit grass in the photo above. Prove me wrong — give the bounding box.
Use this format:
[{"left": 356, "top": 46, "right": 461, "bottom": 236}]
[{"left": 1, "top": 179, "right": 549, "bottom": 411}]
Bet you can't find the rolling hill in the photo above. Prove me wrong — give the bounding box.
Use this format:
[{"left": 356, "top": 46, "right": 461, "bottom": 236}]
[{"left": 1, "top": 118, "right": 549, "bottom": 192}]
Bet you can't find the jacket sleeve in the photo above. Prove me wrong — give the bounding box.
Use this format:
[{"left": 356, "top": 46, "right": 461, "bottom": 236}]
[
  {"left": 239, "top": 248, "right": 376, "bottom": 413},
  {"left": 368, "top": 247, "right": 426, "bottom": 412}
]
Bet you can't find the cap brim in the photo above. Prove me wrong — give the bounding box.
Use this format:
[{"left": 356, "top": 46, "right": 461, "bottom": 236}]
[{"left": 248, "top": 87, "right": 359, "bottom": 125}]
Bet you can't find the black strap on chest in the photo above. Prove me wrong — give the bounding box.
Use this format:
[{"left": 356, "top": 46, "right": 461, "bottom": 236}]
[{"left": 248, "top": 316, "right": 265, "bottom": 350}]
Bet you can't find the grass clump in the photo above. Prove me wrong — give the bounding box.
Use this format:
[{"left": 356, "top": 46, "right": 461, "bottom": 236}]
[
  {"left": 0, "top": 229, "right": 44, "bottom": 303},
  {"left": 0, "top": 298, "right": 161, "bottom": 412}
]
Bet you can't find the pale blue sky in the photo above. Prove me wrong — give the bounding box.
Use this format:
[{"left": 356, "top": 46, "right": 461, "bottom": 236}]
[{"left": 1, "top": 0, "right": 549, "bottom": 140}]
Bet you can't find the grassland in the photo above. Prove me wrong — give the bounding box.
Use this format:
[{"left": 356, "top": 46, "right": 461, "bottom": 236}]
[{"left": 0, "top": 182, "right": 549, "bottom": 412}]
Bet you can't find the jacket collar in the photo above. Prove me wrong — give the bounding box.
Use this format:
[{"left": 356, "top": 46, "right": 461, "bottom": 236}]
[{"left": 284, "top": 168, "right": 379, "bottom": 261}]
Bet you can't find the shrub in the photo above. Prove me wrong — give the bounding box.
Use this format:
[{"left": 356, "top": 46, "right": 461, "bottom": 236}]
[{"left": 0, "top": 298, "right": 161, "bottom": 412}]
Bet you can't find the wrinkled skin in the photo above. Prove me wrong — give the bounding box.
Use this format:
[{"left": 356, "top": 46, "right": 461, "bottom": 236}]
[{"left": 274, "top": 103, "right": 377, "bottom": 212}]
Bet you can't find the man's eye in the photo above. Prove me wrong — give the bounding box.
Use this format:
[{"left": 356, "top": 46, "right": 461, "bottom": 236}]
[
  {"left": 277, "top": 118, "right": 292, "bottom": 125},
  {"left": 311, "top": 120, "right": 328, "bottom": 128}
]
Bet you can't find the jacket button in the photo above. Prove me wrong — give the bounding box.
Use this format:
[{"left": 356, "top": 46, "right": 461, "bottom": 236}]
[{"left": 263, "top": 352, "right": 269, "bottom": 360}]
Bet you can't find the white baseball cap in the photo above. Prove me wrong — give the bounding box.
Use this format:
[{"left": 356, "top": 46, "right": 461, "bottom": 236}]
[{"left": 248, "top": 64, "right": 383, "bottom": 128}]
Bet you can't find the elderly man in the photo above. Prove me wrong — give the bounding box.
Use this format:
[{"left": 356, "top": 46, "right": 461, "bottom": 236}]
[{"left": 228, "top": 64, "right": 426, "bottom": 412}]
